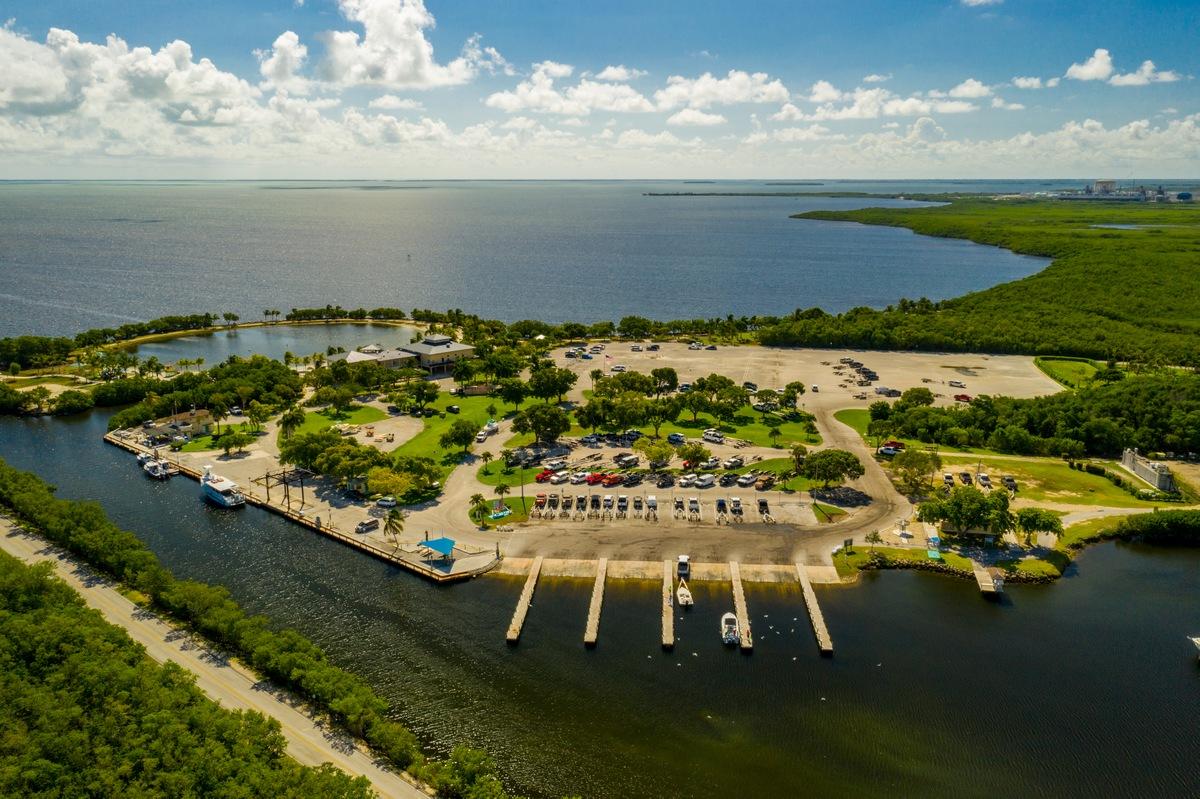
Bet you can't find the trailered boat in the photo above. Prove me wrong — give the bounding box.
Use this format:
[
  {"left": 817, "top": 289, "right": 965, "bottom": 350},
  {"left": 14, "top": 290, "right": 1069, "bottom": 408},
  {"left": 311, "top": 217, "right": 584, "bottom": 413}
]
[
  {"left": 676, "top": 578, "right": 694, "bottom": 608},
  {"left": 721, "top": 612, "right": 739, "bottom": 645},
  {"left": 201, "top": 466, "right": 245, "bottom": 508}
]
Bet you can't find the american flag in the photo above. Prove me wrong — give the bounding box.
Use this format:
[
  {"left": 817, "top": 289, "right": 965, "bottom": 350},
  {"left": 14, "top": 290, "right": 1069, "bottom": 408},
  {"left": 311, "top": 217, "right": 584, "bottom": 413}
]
[{"left": 605, "top": 354, "right": 612, "bottom": 361}]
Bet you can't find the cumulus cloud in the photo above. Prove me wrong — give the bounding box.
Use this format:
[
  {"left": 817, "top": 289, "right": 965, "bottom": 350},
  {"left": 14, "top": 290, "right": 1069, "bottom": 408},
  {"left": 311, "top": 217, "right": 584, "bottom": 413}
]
[
  {"left": 991, "top": 96, "right": 1025, "bottom": 111},
  {"left": 317, "top": 0, "right": 509, "bottom": 89},
  {"left": 368, "top": 94, "right": 423, "bottom": 110},
  {"left": 807, "top": 80, "right": 843, "bottom": 103},
  {"left": 595, "top": 65, "right": 646, "bottom": 82},
  {"left": 1012, "top": 76, "right": 1059, "bottom": 89},
  {"left": 1109, "top": 59, "right": 1180, "bottom": 86},
  {"left": 614, "top": 128, "right": 699, "bottom": 148},
  {"left": 862, "top": 73, "right": 891, "bottom": 84},
  {"left": 744, "top": 124, "right": 839, "bottom": 145},
  {"left": 947, "top": 78, "right": 990, "bottom": 98},
  {"left": 485, "top": 61, "right": 655, "bottom": 115},
  {"left": 1066, "top": 48, "right": 1114, "bottom": 81},
  {"left": 666, "top": 108, "right": 726, "bottom": 126},
  {"left": 790, "top": 86, "right": 978, "bottom": 121},
  {"left": 256, "top": 31, "right": 309, "bottom": 94},
  {"left": 653, "top": 69, "right": 789, "bottom": 110}
]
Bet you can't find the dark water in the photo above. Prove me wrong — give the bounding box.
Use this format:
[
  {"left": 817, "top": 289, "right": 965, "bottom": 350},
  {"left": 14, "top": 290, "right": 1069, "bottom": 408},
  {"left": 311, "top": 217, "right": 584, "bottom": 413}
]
[
  {"left": 129, "top": 323, "right": 416, "bottom": 365},
  {"left": 0, "top": 180, "right": 1053, "bottom": 338},
  {"left": 1, "top": 410, "right": 1197, "bottom": 798}
]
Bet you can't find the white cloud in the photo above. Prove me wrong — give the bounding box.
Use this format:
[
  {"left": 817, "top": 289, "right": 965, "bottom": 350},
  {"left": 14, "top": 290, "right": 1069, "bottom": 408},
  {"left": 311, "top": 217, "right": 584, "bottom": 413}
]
[
  {"left": 595, "top": 65, "right": 646, "bottom": 82},
  {"left": 654, "top": 69, "right": 789, "bottom": 110},
  {"left": 368, "top": 94, "right": 423, "bottom": 110},
  {"left": 770, "top": 102, "right": 807, "bottom": 121},
  {"left": 317, "top": 0, "right": 508, "bottom": 89},
  {"left": 1109, "top": 59, "right": 1180, "bottom": 87},
  {"left": 798, "top": 87, "right": 978, "bottom": 121},
  {"left": 807, "top": 80, "right": 842, "bottom": 103},
  {"left": 485, "top": 61, "right": 654, "bottom": 115},
  {"left": 761, "top": 124, "right": 839, "bottom": 143},
  {"left": 614, "top": 128, "right": 698, "bottom": 148},
  {"left": 256, "top": 31, "right": 309, "bottom": 94},
  {"left": 666, "top": 108, "right": 726, "bottom": 126},
  {"left": 948, "top": 78, "right": 990, "bottom": 98},
  {"left": 1066, "top": 48, "right": 1114, "bottom": 81},
  {"left": 862, "top": 73, "right": 891, "bottom": 84},
  {"left": 907, "top": 117, "right": 946, "bottom": 143},
  {"left": 1012, "top": 76, "right": 1044, "bottom": 89},
  {"left": 960, "top": 0, "right": 1002, "bottom": 5},
  {"left": 991, "top": 96, "right": 1025, "bottom": 111},
  {"left": 499, "top": 115, "right": 536, "bottom": 130}
]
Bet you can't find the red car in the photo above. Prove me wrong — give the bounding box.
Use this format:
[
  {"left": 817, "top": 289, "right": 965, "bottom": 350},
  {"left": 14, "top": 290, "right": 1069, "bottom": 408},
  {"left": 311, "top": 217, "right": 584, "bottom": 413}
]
[
  {"left": 882, "top": 440, "right": 907, "bottom": 450},
  {"left": 586, "top": 472, "right": 606, "bottom": 485},
  {"left": 535, "top": 469, "right": 555, "bottom": 483},
  {"left": 954, "top": 394, "right": 973, "bottom": 403},
  {"left": 602, "top": 473, "right": 625, "bottom": 487}
]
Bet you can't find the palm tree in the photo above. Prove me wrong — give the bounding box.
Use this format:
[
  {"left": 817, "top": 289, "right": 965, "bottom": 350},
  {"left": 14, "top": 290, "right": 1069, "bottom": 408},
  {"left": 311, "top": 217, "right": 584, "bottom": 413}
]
[
  {"left": 384, "top": 508, "right": 405, "bottom": 549},
  {"left": 494, "top": 482, "right": 510, "bottom": 509},
  {"left": 469, "top": 492, "right": 487, "bottom": 524},
  {"left": 865, "top": 530, "right": 883, "bottom": 552},
  {"left": 279, "top": 405, "right": 306, "bottom": 440},
  {"left": 479, "top": 451, "right": 494, "bottom": 474}
]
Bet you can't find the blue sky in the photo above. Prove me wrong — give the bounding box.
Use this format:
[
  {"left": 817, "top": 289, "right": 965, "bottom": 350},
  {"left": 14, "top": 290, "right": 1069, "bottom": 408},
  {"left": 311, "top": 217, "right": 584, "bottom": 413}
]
[{"left": 1, "top": 0, "right": 1196, "bottom": 177}]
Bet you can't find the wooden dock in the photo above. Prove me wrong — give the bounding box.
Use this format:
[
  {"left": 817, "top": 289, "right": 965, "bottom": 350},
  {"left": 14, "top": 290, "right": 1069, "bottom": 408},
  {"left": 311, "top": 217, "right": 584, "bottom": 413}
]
[
  {"left": 661, "top": 560, "right": 674, "bottom": 650},
  {"left": 506, "top": 556, "right": 544, "bottom": 644},
  {"left": 583, "top": 558, "right": 607, "bottom": 647},
  {"left": 973, "top": 562, "right": 1003, "bottom": 595},
  {"left": 795, "top": 563, "right": 833, "bottom": 655},
  {"left": 729, "top": 561, "right": 753, "bottom": 651}
]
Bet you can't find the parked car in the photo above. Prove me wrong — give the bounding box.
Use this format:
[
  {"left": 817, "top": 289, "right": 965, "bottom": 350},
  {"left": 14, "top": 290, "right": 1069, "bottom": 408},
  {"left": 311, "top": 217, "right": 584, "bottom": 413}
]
[
  {"left": 722, "top": 456, "right": 744, "bottom": 469},
  {"left": 581, "top": 434, "right": 600, "bottom": 445},
  {"left": 535, "top": 469, "right": 555, "bottom": 483},
  {"left": 1002, "top": 475, "right": 1018, "bottom": 490},
  {"left": 376, "top": 496, "right": 397, "bottom": 508},
  {"left": 602, "top": 473, "right": 626, "bottom": 487},
  {"left": 736, "top": 473, "right": 758, "bottom": 487},
  {"left": 755, "top": 475, "right": 775, "bottom": 491},
  {"left": 954, "top": 394, "right": 973, "bottom": 403},
  {"left": 678, "top": 383, "right": 692, "bottom": 393},
  {"left": 678, "top": 473, "right": 698, "bottom": 488},
  {"left": 657, "top": 475, "right": 675, "bottom": 488},
  {"left": 878, "top": 446, "right": 899, "bottom": 456},
  {"left": 386, "top": 405, "right": 402, "bottom": 414},
  {"left": 959, "top": 472, "right": 973, "bottom": 485},
  {"left": 570, "top": 471, "right": 588, "bottom": 484},
  {"left": 355, "top": 518, "right": 381, "bottom": 534},
  {"left": 705, "top": 345, "right": 717, "bottom": 351},
  {"left": 695, "top": 474, "right": 716, "bottom": 488},
  {"left": 623, "top": 473, "right": 643, "bottom": 487},
  {"left": 581, "top": 353, "right": 593, "bottom": 360},
  {"left": 545, "top": 458, "right": 567, "bottom": 471},
  {"left": 742, "top": 381, "right": 758, "bottom": 392},
  {"left": 475, "top": 431, "right": 488, "bottom": 443},
  {"left": 700, "top": 457, "right": 720, "bottom": 470},
  {"left": 667, "top": 432, "right": 686, "bottom": 445},
  {"left": 719, "top": 473, "right": 738, "bottom": 487},
  {"left": 949, "top": 380, "right": 966, "bottom": 388},
  {"left": 631, "top": 345, "right": 642, "bottom": 352},
  {"left": 447, "top": 404, "right": 460, "bottom": 414},
  {"left": 647, "top": 344, "right": 660, "bottom": 351},
  {"left": 586, "top": 472, "right": 607, "bottom": 485},
  {"left": 549, "top": 471, "right": 570, "bottom": 485}
]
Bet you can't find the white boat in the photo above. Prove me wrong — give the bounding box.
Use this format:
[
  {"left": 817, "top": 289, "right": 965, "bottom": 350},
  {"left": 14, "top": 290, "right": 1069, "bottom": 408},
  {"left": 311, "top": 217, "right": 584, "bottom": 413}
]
[
  {"left": 136, "top": 451, "right": 154, "bottom": 465},
  {"left": 721, "top": 612, "right": 739, "bottom": 645},
  {"left": 201, "top": 466, "right": 245, "bottom": 508},
  {"left": 143, "top": 460, "right": 170, "bottom": 479},
  {"left": 1190, "top": 635, "right": 1200, "bottom": 655},
  {"left": 676, "top": 578, "right": 694, "bottom": 608}
]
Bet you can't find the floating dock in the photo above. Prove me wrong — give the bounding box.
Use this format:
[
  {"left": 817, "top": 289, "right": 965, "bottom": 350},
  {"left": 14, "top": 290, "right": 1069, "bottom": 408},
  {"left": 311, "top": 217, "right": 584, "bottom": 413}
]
[
  {"left": 729, "top": 561, "right": 753, "bottom": 650},
  {"left": 583, "top": 558, "right": 607, "bottom": 647},
  {"left": 661, "top": 560, "right": 674, "bottom": 650},
  {"left": 795, "top": 563, "right": 833, "bottom": 655},
  {"left": 506, "top": 556, "right": 544, "bottom": 644}
]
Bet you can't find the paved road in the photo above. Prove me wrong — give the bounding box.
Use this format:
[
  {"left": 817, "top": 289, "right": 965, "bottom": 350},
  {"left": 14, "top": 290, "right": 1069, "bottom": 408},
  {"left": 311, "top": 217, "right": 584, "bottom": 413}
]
[{"left": 0, "top": 518, "right": 429, "bottom": 799}]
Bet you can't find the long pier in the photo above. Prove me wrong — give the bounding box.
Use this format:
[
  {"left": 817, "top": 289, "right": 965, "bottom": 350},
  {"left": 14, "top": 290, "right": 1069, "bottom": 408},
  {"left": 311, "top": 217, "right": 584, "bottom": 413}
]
[
  {"left": 729, "top": 561, "right": 753, "bottom": 651},
  {"left": 104, "top": 431, "right": 498, "bottom": 584},
  {"left": 583, "top": 557, "right": 607, "bottom": 647},
  {"left": 661, "top": 560, "right": 674, "bottom": 650},
  {"left": 973, "top": 561, "right": 1003, "bottom": 595},
  {"left": 795, "top": 563, "right": 833, "bottom": 655},
  {"left": 506, "top": 556, "right": 544, "bottom": 644}
]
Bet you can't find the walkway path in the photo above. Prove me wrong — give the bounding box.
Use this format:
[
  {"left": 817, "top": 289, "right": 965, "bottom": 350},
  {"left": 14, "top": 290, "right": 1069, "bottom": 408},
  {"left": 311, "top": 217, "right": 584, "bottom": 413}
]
[{"left": 0, "top": 517, "right": 429, "bottom": 799}]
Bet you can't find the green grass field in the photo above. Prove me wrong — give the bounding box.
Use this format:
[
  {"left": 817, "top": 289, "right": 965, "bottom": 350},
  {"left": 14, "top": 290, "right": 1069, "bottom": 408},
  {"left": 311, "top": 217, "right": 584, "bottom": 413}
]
[
  {"left": 1034, "top": 357, "right": 1100, "bottom": 388},
  {"left": 476, "top": 461, "right": 540, "bottom": 487},
  {"left": 390, "top": 394, "right": 518, "bottom": 477},
  {"left": 293, "top": 405, "right": 388, "bottom": 437},
  {"left": 939, "top": 454, "right": 1163, "bottom": 508},
  {"left": 833, "top": 545, "right": 974, "bottom": 578},
  {"left": 833, "top": 408, "right": 997, "bottom": 455},
  {"left": 812, "top": 501, "right": 848, "bottom": 522},
  {"left": 178, "top": 422, "right": 260, "bottom": 452}
]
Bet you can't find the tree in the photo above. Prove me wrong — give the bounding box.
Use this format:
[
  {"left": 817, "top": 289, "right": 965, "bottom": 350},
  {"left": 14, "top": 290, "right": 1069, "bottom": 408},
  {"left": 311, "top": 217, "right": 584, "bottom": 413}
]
[
  {"left": 220, "top": 431, "right": 254, "bottom": 456},
  {"left": 245, "top": 401, "right": 270, "bottom": 432},
  {"left": 675, "top": 441, "right": 711, "bottom": 468},
  {"left": 917, "top": 485, "right": 1013, "bottom": 536},
  {"left": 222, "top": 312, "right": 239, "bottom": 327},
  {"left": 574, "top": 399, "right": 608, "bottom": 433},
  {"left": 209, "top": 398, "right": 229, "bottom": 434},
  {"left": 865, "top": 530, "right": 883, "bottom": 551},
  {"left": 892, "top": 449, "right": 943, "bottom": 496},
  {"left": 279, "top": 405, "right": 307, "bottom": 440},
  {"left": 469, "top": 493, "right": 487, "bottom": 524},
  {"left": 404, "top": 380, "right": 439, "bottom": 411},
  {"left": 26, "top": 386, "right": 51, "bottom": 413},
  {"left": 682, "top": 391, "right": 710, "bottom": 422},
  {"left": 768, "top": 426, "right": 783, "bottom": 447},
  {"left": 528, "top": 366, "right": 577, "bottom": 404},
  {"left": 451, "top": 358, "right": 476, "bottom": 389},
  {"left": 650, "top": 367, "right": 678, "bottom": 396},
  {"left": 633, "top": 437, "right": 674, "bottom": 467},
  {"left": 383, "top": 508, "right": 405, "bottom": 548},
  {"left": 755, "top": 389, "right": 780, "bottom": 418},
  {"left": 494, "top": 482, "right": 510, "bottom": 501},
  {"left": 496, "top": 378, "right": 527, "bottom": 410},
  {"left": 642, "top": 396, "right": 681, "bottom": 437},
  {"left": 513, "top": 404, "right": 570, "bottom": 446},
  {"left": 1015, "top": 507, "right": 1064, "bottom": 546},
  {"left": 898, "top": 387, "right": 935, "bottom": 409},
  {"left": 479, "top": 451, "right": 494, "bottom": 473},
  {"left": 440, "top": 419, "right": 478, "bottom": 453},
  {"left": 790, "top": 443, "right": 808, "bottom": 473},
  {"left": 802, "top": 448, "right": 865, "bottom": 488},
  {"left": 367, "top": 467, "right": 413, "bottom": 498}
]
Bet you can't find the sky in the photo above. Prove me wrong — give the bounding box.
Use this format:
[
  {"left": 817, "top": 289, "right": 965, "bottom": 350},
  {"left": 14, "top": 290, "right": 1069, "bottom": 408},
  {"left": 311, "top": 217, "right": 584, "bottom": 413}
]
[{"left": 1, "top": 0, "right": 1197, "bottom": 179}]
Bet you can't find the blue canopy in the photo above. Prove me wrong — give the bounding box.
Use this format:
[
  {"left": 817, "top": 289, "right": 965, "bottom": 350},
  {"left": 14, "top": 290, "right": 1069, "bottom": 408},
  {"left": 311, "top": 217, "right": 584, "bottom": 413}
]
[{"left": 421, "top": 537, "right": 456, "bottom": 557}]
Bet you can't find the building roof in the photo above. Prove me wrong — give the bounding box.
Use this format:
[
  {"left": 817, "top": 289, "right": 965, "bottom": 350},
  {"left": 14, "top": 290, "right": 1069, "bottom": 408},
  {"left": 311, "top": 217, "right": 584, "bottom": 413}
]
[
  {"left": 402, "top": 336, "right": 474, "bottom": 357},
  {"left": 420, "top": 537, "right": 456, "bottom": 557}
]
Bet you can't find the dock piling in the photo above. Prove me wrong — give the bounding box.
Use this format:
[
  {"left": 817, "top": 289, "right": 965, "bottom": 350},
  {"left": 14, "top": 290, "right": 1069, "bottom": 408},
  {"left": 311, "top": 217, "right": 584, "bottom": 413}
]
[
  {"left": 584, "top": 558, "right": 607, "bottom": 647},
  {"left": 795, "top": 563, "right": 833, "bottom": 655},
  {"left": 506, "top": 556, "right": 544, "bottom": 644}
]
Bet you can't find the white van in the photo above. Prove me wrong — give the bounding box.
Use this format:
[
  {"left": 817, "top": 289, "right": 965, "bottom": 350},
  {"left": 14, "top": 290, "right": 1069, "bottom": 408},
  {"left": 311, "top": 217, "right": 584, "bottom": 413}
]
[
  {"left": 678, "top": 473, "right": 698, "bottom": 487},
  {"left": 702, "top": 430, "right": 725, "bottom": 444},
  {"left": 695, "top": 474, "right": 716, "bottom": 488}
]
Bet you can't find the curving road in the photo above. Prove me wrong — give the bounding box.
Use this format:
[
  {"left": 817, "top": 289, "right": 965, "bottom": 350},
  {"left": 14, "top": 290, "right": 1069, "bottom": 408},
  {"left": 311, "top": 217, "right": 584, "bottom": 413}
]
[{"left": 0, "top": 518, "right": 429, "bottom": 799}]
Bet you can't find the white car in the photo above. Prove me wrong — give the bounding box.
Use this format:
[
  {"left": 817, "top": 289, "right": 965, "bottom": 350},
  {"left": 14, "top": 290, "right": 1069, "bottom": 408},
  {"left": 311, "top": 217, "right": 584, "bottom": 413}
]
[
  {"left": 475, "top": 431, "right": 488, "bottom": 443},
  {"left": 736, "top": 474, "right": 757, "bottom": 487},
  {"left": 376, "top": 496, "right": 397, "bottom": 508},
  {"left": 949, "top": 380, "right": 966, "bottom": 388},
  {"left": 678, "top": 473, "right": 698, "bottom": 488},
  {"left": 549, "top": 471, "right": 570, "bottom": 485},
  {"left": 569, "top": 471, "right": 589, "bottom": 484}
]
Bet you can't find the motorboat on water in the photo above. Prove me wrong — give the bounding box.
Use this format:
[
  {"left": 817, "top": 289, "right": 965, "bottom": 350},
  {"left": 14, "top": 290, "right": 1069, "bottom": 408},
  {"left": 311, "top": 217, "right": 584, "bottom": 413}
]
[
  {"left": 676, "top": 578, "right": 694, "bottom": 608},
  {"left": 1190, "top": 635, "right": 1200, "bottom": 656},
  {"left": 201, "top": 466, "right": 245, "bottom": 508},
  {"left": 143, "top": 459, "right": 173, "bottom": 479},
  {"left": 136, "top": 451, "right": 153, "bottom": 465},
  {"left": 677, "top": 554, "right": 690, "bottom": 579},
  {"left": 721, "top": 612, "right": 739, "bottom": 645}
]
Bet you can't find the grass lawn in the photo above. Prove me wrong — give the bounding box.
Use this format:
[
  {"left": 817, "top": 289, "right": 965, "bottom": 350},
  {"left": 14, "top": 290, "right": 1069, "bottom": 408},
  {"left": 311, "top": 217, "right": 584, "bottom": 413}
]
[
  {"left": 476, "top": 462, "right": 541, "bottom": 487},
  {"left": 939, "top": 454, "right": 1164, "bottom": 508},
  {"left": 834, "top": 408, "right": 1000, "bottom": 456},
  {"left": 506, "top": 403, "right": 822, "bottom": 449},
  {"left": 178, "top": 422, "right": 261, "bottom": 452},
  {"left": 473, "top": 496, "right": 535, "bottom": 528},
  {"left": 2, "top": 375, "right": 81, "bottom": 389},
  {"left": 833, "top": 545, "right": 974, "bottom": 578},
  {"left": 390, "top": 394, "right": 518, "bottom": 477},
  {"left": 1055, "top": 514, "right": 1148, "bottom": 550},
  {"left": 812, "top": 501, "right": 847, "bottom": 523},
  {"left": 293, "top": 405, "right": 388, "bottom": 437},
  {"left": 730, "top": 457, "right": 821, "bottom": 492},
  {"left": 1035, "top": 357, "right": 1100, "bottom": 388}
]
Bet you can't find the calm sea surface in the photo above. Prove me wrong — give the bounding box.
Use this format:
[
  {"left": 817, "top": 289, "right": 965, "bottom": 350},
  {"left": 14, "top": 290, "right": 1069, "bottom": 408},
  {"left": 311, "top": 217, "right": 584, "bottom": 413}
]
[
  {"left": 0, "top": 411, "right": 1197, "bottom": 798},
  {"left": 0, "top": 180, "right": 1056, "bottom": 338}
]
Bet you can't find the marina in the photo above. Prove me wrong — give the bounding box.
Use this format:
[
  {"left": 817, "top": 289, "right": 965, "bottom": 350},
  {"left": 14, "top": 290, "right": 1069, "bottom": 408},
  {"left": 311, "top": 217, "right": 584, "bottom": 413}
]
[
  {"left": 507, "top": 556, "right": 544, "bottom": 644},
  {"left": 583, "top": 558, "right": 607, "bottom": 647},
  {"left": 796, "top": 563, "right": 834, "bottom": 655},
  {"left": 729, "top": 561, "right": 753, "bottom": 651},
  {"left": 662, "top": 560, "right": 675, "bottom": 650}
]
